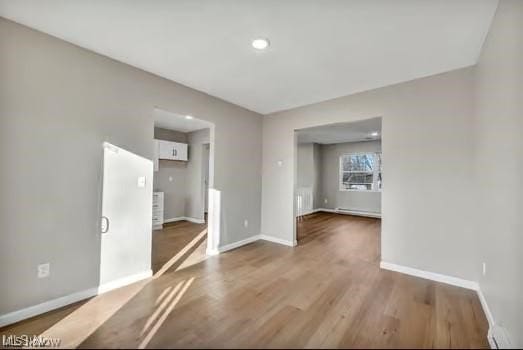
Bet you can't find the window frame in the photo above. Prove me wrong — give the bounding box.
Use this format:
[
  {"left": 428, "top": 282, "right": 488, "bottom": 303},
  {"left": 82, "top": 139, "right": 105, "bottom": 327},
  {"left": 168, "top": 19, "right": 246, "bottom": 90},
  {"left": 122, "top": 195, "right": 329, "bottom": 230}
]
[{"left": 339, "top": 152, "right": 382, "bottom": 192}]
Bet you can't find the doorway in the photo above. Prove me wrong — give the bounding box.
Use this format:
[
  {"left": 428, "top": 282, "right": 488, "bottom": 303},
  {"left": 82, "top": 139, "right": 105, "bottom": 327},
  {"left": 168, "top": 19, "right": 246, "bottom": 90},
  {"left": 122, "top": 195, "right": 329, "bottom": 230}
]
[
  {"left": 293, "top": 117, "right": 382, "bottom": 254},
  {"left": 150, "top": 108, "right": 215, "bottom": 274}
]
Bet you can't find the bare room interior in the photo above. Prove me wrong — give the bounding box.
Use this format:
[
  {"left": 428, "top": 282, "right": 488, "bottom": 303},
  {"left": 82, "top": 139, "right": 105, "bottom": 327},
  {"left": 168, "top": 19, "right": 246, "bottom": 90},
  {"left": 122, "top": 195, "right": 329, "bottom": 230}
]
[
  {"left": 295, "top": 119, "right": 382, "bottom": 262},
  {"left": 0, "top": 1, "right": 521, "bottom": 349}
]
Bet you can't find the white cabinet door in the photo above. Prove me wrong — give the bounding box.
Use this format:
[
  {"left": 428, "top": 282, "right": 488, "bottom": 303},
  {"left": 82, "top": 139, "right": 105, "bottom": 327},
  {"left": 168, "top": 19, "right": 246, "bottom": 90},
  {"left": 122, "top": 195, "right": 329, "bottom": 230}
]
[
  {"left": 173, "top": 142, "right": 188, "bottom": 161},
  {"left": 158, "top": 140, "right": 175, "bottom": 160},
  {"left": 157, "top": 139, "right": 188, "bottom": 161}
]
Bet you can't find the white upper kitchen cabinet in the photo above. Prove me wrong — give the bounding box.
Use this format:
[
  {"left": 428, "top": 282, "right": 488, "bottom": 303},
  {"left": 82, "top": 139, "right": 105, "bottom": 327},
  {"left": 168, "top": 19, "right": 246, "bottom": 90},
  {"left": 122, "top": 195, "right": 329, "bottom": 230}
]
[{"left": 157, "top": 139, "right": 188, "bottom": 161}]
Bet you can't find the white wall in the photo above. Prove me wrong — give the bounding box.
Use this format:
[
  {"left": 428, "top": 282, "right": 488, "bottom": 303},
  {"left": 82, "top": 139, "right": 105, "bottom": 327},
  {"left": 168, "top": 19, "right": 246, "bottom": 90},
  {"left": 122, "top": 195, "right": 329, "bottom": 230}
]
[
  {"left": 474, "top": 0, "right": 523, "bottom": 346},
  {"left": 320, "top": 140, "right": 381, "bottom": 214},
  {"left": 262, "top": 67, "right": 476, "bottom": 280},
  {"left": 0, "top": 18, "right": 262, "bottom": 316}
]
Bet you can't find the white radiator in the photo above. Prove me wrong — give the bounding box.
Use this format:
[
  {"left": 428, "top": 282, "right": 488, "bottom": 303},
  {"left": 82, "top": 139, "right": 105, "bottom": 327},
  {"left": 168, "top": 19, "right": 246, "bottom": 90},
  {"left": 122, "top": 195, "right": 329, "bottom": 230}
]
[{"left": 296, "top": 187, "right": 313, "bottom": 217}]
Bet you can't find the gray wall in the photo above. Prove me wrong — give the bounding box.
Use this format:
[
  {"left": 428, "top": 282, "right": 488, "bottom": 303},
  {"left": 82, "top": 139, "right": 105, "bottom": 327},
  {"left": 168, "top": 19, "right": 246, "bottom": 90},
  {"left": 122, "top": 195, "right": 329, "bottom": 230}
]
[
  {"left": 474, "top": 0, "right": 523, "bottom": 346},
  {"left": 0, "top": 18, "right": 262, "bottom": 315},
  {"left": 312, "top": 143, "right": 322, "bottom": 209},
  {"left": 296, "top": 143, "right": 315, "bottom": 188},
  {"left": 262, "top": 67, "right": 476, "bottom": 280},
  {"left": 153, "top": 127, "right": 188, "bottom": 220},
  {"left": 320, "top": 141, "right": 381, "bottom": 214}
]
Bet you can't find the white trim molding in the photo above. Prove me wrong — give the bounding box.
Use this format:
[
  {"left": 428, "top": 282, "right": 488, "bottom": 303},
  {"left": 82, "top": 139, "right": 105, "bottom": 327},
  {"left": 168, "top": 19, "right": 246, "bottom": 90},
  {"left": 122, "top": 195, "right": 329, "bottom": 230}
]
[
  {"left": 380, "top": 261, "right": 479, "bottom": 290},
  {"left": 0, "top": 288, "right": 98, "bottom": 328},
  {"left": 217, "top": 235, "right": 260, "bottom": 253},
  {"left": 312, "top": 208, "right": 381, "bottom": 219},
  {"left": 335, "top": 208, "right": 381, "bottom": 218},
  {"left": 164, "top": 216, "right": 205, "bottom": 224},
  {"left": 97, "top": 270, "right": 152, "bottom": 294},
  {"left": 259, "top": 234, "right": 297, "bottom": 247},
  {"left": 477, "top": 288, "right": 513, "bottom": 349},
  {"left": 0, "top": 269, "right": 153, "bottom": 328},
  {"left": 212, "top": 234, "right": 297, "bottom": 255}
]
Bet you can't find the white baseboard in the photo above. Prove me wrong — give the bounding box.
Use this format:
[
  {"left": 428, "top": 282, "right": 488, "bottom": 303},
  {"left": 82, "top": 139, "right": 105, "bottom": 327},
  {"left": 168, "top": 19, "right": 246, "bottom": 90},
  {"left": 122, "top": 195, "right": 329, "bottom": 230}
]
[
  {"left": 164, "top": 216, "right": 205, "bottom": 224},
  {"left": 0, "top": 288, "right": 98, "bottom": 328},
  {"left": 259, "top": 234, "right": 297, "bottom": 247},
  {"left": 0, "top": 270, "right": 152, "bottom": 328},
  {"left": 488, "top": 324, "right": 512, "bottom": 349},
  {"left": 295, "top": 208, "right": 318, "bottom": 217},
  {"left": 206, "top": 248, "right": 220, "bottom": 256},
  {"left": 217, "top": 235, "right": 260, "bottom": 253},
  {"left": 477, "top": 288, "right": 513, "bottom": 349},
  {"left": 97, "top": 270, "right": 152, "bottom": 294},
  {"left": 314, "top": 208, "right": 381, "bottom": 218},
  {"left": 213, "top": 233, "right": 297, "bottom": 255},
  {"left": 380, "top": 261, "right": 479, "bottom": 290}
]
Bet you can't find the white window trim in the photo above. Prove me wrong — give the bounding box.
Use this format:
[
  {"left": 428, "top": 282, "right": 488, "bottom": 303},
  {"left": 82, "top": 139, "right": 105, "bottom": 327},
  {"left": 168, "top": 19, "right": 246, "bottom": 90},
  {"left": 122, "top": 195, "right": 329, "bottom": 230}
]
[{"left": 339, "top": 152, "right": 382, "bottom": 192}]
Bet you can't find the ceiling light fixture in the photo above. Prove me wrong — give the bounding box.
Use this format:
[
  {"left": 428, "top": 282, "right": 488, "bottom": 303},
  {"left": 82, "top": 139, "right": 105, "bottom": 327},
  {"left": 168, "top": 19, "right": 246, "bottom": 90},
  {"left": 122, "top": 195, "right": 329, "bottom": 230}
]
[
  {"left": 371, "top": 131, "right": 379, "bottom": 137},
  {"left": 252, "top": 38, "right": 270, "bottom": 50},
  {"left": 185, "top": 115, "right": 194, "bottom": 120}
]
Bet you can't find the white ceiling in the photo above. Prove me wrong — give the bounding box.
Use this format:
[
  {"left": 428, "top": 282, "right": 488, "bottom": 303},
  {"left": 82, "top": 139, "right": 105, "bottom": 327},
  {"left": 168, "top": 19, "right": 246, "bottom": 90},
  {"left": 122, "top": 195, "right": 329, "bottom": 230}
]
[
  {"left": 297, "top": 117, "right": 381, "bottom": 144},
  {"left": 154, "top": 108, "right": 212, "bottom": 133},
  {"left": 0, "top": 0, "right": 498, "bottom": 114}
]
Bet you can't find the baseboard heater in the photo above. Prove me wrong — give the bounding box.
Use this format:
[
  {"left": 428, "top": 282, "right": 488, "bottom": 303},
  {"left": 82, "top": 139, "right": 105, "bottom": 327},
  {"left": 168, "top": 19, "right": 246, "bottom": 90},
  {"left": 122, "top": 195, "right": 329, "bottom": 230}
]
[{"left": 335, "top": 208, "right": 381, "bottom": 218}]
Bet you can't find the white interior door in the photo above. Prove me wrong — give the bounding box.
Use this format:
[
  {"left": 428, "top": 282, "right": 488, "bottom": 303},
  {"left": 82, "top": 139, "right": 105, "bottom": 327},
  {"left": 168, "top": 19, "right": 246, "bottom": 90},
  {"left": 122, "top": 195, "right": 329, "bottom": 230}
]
[{"left": 100, "top": 142, "right": 153, "bottom": 287}]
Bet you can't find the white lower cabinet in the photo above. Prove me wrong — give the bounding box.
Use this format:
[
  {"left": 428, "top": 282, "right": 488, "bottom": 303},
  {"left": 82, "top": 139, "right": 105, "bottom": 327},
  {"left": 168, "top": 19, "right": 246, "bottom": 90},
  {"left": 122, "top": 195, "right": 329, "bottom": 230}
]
[{"left": 152, "top": 192, "right": 164, "bottom": 229}]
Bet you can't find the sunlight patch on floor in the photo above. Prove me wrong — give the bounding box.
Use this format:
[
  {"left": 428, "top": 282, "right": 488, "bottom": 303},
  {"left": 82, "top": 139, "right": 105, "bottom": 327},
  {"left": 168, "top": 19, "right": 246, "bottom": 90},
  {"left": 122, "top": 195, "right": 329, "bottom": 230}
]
[
  {"left": 36, "top": 228, "right": 207, "bottom": 348},
  {"left": 38, "top": 279, "right": 149, "bottom": 348},
  {"left": 138, "top": 278, "right": 195, "bottom": 349}
]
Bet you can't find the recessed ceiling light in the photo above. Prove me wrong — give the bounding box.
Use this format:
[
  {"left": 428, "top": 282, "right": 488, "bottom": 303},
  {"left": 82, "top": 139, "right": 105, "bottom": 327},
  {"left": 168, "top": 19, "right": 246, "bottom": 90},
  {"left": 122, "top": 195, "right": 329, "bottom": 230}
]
[
  {"left": 371, "top": 131, "right": 379, "bottom": 137},
  {"left": 185, "top": 115, "right": 193, "bottom": 120},
  {"left": 252, "top": 38, "right": 270, "bottom": 50}
]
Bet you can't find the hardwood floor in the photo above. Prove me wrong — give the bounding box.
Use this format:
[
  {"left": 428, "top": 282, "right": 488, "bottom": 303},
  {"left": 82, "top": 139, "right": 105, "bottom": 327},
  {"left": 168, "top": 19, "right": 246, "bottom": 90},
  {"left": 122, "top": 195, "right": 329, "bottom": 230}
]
[
  {"left": 0, "top": 213, "right": 488, "bottom": 348},
  {"left": 152, "top": 220, "right": 208, "bottom": 274}
]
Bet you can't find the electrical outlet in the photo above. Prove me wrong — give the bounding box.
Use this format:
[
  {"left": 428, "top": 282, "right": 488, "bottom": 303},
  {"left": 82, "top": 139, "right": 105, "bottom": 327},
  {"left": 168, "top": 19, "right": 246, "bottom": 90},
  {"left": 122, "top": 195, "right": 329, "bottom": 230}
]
[
  {"left": 324, "top": 198, "right": 328, "bottom": 204},
  {"left": 168, "top": 176, "right": 173, "bottom": 182},
  {"left": 244, "top": 219, "right": 249, "bottom": 228},
  {"left": 37, "top": 263, "right": 50, "bottom": 278},
  {"left": 482, "top": 262, "right": 487, "bottom": 276}
]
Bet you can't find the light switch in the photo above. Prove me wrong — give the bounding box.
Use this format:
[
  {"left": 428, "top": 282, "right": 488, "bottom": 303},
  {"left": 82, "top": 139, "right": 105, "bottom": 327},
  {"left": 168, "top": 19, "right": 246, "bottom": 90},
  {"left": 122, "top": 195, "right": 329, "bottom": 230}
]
[
  {"left": 37, "top": 263, "right": 50, "bottom": 278},
  {"left": 137, "top": 176, "right": 146, "bottom": 188},
  {"left": 277, "top": 160, "right": 283, "bottom": 167}
]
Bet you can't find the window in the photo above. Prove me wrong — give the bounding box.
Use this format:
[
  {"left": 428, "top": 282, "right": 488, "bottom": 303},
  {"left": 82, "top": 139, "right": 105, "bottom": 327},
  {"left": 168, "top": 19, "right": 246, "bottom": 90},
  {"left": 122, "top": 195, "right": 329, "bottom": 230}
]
[{"left": 339, "top": 153, "right": 382, "bottom": 191}]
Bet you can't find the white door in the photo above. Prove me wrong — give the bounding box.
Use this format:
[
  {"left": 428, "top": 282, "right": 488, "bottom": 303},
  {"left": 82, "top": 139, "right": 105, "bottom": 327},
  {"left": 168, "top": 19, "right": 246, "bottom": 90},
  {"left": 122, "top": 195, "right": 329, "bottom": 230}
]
[{"left": 100, "top": 143, "right": 153, "bottom": 287}]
